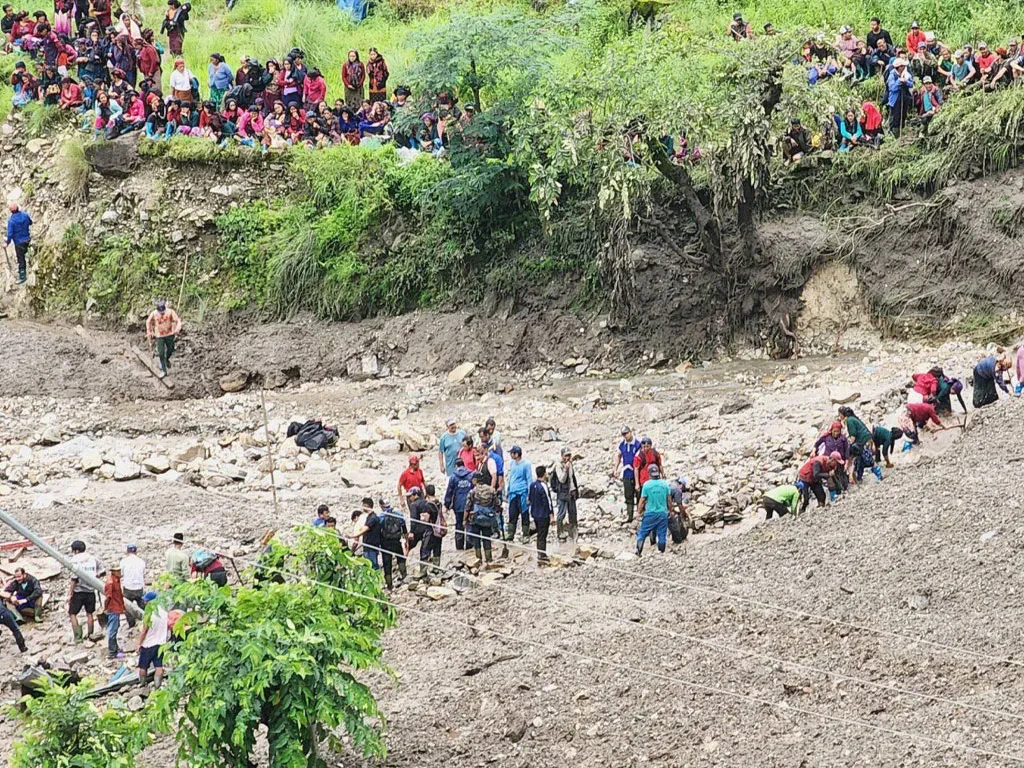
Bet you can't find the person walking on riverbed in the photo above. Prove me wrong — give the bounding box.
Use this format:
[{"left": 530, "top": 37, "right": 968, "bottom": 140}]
[
  {"left": 146, "top": 299, "right": 182, "bottom": 376},
  {"left": 5, "top": 201, "right": 31, "bottom": 285}
]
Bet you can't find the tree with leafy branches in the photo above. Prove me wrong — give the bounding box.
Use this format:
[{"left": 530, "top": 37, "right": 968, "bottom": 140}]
[
  {"left": 8, "top": 679, "right": 153, "bottom": 768},
  {"left": 149, "top": 525, "right": 396, "bottom": 768}
]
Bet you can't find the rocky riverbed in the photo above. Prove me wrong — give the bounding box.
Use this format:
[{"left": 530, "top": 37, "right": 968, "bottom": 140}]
[{"left": 0, "top": 319, "right": 1018, "bottom": 765}]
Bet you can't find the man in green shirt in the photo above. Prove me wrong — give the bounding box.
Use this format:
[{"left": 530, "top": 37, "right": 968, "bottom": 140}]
[
  {"left": 165, "top": 532, "right": 190, "bottom": 581},
  {"left": 762, "top": 484, "right": 800, "bottom": 519},
  {"left": 636, "top": 465, "right": 672, "bottom": 557},
  {"left": 437, "top": 418, "right": 466, "bottom": 476}
]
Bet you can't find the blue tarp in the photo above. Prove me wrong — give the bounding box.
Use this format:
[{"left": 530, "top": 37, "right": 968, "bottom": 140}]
[{"left": 337, "top": 0, "right": 369, "bottom": 22}]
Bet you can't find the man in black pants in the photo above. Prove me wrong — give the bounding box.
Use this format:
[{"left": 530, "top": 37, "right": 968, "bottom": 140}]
[
  {"left": 0, "top": 603, "right": 27, "bottom": 652},
  {"left": 377, "top": 502, "right": 408, "bottom": 590},
  {"left": 528, "top": 466, "right": 554, "bottom": 564}
]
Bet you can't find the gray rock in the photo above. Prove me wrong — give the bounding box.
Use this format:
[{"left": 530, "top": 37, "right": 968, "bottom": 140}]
[
  {"left": 719, "top": 398, "right": 753, "bottom": 415},
  {"left": 143, "top": 455, "right": 171, "bottom": 474},
  {"left": 219, "top": 370, "right": 250, "bottom": 393},
  {"left": 447, "top": 361, "right": 477, "bottom": 383},
  {"left": 85, "top": 134, "right": 140, "bottom": 177},
  {"left": 113, "top": 457, "right": 141, "bottom": 481}
]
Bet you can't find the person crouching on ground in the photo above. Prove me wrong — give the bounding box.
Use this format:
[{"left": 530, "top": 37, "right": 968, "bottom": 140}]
[
  {"left": 762, "top": 483, "right": 800, "bottom": 519},
  {"left": 797, "top": 452, "right": 839, "bottom": 511},
  {"left": 898, "top": 401, "right": 943, "bottom": 449},
  {"left": 813, "top": 421, "right": 850, "bottom": 499}
]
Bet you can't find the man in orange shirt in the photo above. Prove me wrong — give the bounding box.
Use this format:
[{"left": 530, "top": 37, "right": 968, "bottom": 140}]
[{"left": 146, "top": 299, "right": 182, "bottom": 375}]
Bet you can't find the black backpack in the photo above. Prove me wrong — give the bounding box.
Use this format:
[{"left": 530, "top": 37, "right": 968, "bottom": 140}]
[{"left": 381, "top": 510, "right": 405, "bottom": 541}]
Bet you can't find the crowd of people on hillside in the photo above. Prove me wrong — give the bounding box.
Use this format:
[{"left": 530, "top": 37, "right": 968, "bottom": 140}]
[
  {"left": 728, "top": 13, "right": 1024, "bottom": 162},
  {"left": 3, "top": 0, "right": 473, "bottom": 153}
]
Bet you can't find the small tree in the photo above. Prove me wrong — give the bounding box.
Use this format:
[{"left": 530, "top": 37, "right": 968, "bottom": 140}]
[
  {"left": 153, "top": 527, "right": 396, "bottom": 768},
  {"left": 8, "top": 679, "right": 152, "bottom": 768}
]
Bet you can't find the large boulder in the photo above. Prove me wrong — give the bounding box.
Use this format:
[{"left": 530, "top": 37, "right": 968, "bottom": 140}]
[
  {"left": 84, "top": 134, "right": 140, "bottom": 178},
  {"left": 219, "top": 370, "right": 250, "bottom": 393},
  {"left": 447, "top": 362, "right": 477, "bottom": 383},
  {"left": 113, "top": 457, "right": 141, "bottom": 481}
]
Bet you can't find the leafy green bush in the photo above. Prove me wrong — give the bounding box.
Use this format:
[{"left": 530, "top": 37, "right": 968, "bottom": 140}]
[
  {"left": 8, "top": 679, "right": 152, "bottom": 768},
  {"left": 153, "top": 526, "right": 396, "bottom": 767},
  {"left": 22, "top": 102, "right": 66, "bottom": 138}
]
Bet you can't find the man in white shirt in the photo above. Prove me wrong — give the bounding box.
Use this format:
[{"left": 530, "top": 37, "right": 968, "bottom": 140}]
[
  {"left": 119, "top": 544, "right": 146, "bottom": 627},
  {"left": 68, "top": 540, "right": 102, "bottom": 644},
  {"left": 136, "top": 591, "right": 169, "bottom": 688}
]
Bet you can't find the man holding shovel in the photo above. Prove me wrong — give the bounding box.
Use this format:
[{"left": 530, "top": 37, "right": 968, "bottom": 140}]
[
  {"left": 5, "top": 202, "right": 31, "bottom": 285},
  {"left": 146, "top": 299, "right": 182, "bottom": 376}
]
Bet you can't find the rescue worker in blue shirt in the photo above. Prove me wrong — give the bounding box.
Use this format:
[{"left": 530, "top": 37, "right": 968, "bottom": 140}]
[
  {"left": 444, "top": 456, "right": 474, "bottom": 550},
  {"left": 613, "top": 426, "right": 642, "bottom": 522},
  {"left": 504, "top": 445, "right": 535, "bottom": 543}
]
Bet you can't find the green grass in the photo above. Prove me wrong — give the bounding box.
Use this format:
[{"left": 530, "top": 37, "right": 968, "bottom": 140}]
[{"left": 58, "top": 136, "right": 91, "bottom": 202}]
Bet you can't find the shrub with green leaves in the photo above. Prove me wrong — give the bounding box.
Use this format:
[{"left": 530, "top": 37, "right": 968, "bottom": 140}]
[
  {"left": 152, "top": 526, "right": 396, "bottom": 767},
  {"left": 8, "top": 679, "right": 152, "bottom": 768}
]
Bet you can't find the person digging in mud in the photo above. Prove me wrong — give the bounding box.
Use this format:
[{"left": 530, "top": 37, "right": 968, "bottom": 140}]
[
  {"left": 813, "top": 422, "right": 850, "bottom": 500},
  {"left": 934, "top": 373, "right": 968, "bottom": 415},
  {"left": 871, "top": 424, "right": 903, "bottom": 469},
  {"left": 972, "top": 352, "right": 1012, "bottom": 408},
  {"left": 68, "top": 539, "right": 102, "bottom": 644},
  {"left": 898, "top": 401, "right": 943, "bottom": 450},
  {"left": 468, "top": 471, "right": 500, "bottom": 564},
  {"left": 146, "top": 299, "right": 182, "bottom": 376},
  {"left": 613, "top": 426, "right": 642, "bottom": 523},
  {"left": 762, "top": 483, "right": 800, "bottom": 519},
  {"left": 636, "top": 465, "right": 671, "bottom": 557},
  {"left": 2, "top": 567, "right": 42, "bottom": 622},
  {"left": 797, "top": 452, "right": 840, "bottom": 512},
  {"left": 5, "top": 201, "right": 31, "bottom": 285}
]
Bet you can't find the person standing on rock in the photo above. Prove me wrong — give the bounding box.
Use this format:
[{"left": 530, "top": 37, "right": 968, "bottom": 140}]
[
  {"left": 68, "top": 539, "right": 101, "bottom": 644},
  {"left": 103, "top": 565, "right": 126, "bottom": 659},
  {"left": 444, "top": 456, "right": 474, "bottom": 550},
  {"left": 972, "top": 352, "right": 1012, "bottom": 409},
  {"left": 551, "top": 447, "right": 580, "bottom": 541},
  {"left": 418, "top": 485, "right": 444, "bottom": 574},
  {"left": 505, "top": 445, "right": 534, "bottom": 543},
  {"left": 397, "top": 454, "right": 426, "bottom": 513},
  {"left": 633, "top": 437, "right": 663, "bottom": 493},
  {"left": 350, "top": 504, "right": 383, "bottom": 569},
  {"left": 437, "top": 418, "right": 465, "bottom": 477},
  {"left": 119, "top": 544, "right": 146, "bottom": 627},
  {"left": 146, "top": 299, "right": 182, "bottom": 376},
  {"left": 529, "top": 465, "right": 554, "bottom": 564},
  {"left": 5, "top": 201, "right": 31, "bottom": 285},
  {"left": 458, "top": 435, "right": 477, "bottom": 472},
  {"left": 636, "top": 465, "right": 670, "bottom": 557},
  {"left": 613, "top": 426, "right": 642, "bottom": 522},
  {"left": 165, "top": 532, "right": 189, "bottom": 581}
]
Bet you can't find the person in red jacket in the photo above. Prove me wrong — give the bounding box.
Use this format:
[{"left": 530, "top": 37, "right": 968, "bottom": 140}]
[
  {"left": 632, "top": 437, "right": 663, "bottom": 489},
  {"left": 908, "top": 366, "right": 942, "bottom": 403},
  {"left": 898, "top": 401, "right": 942, "bottom": 447},
  {"left": 905, "top": 21, "right": 926, "bottom": 53},
  {"left": 798, "top": 452, "right": 840, "bottom": 511},
  {"left": 341, "top": 48, "right": 365, "bottom": 110},
  {"left": 136, "top": 29, "right": 162, "bottom": 87},
  {"left": 302, "top": 67, "right": 326, "bottom": 113},
  {"left": 397, "top": 453, "right": 426, "bottom": 512}
]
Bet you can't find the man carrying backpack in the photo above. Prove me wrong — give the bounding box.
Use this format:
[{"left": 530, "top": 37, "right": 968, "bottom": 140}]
[
  {"left": 377, "top": 501, "right": 408, "bottom": 590},
  {"left": 468, "top": 472, "right": 499, "bottom": 564},
  {"left": 444, "top": 456, "right": 474, "bottom": 550},
  {"left": 418, "top": 485, "right": 444, "bottom": 576}
]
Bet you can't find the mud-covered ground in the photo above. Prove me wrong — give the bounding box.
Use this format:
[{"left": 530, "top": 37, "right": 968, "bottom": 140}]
[{"left": 0, "top": 319, "right": 1022, "bottom": 766}]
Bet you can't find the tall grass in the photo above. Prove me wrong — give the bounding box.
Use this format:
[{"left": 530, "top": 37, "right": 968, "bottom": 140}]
[{"left": 58, "top": 136, "right": 91, "bottom": 202}]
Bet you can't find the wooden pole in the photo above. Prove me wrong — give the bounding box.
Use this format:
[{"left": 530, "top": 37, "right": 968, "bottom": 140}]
[
  {"left": 177, "top": 250, "right": 190, "bottom": 315},
  {"left": 259, "top": 388, "right": 280, "bottom": 516}
]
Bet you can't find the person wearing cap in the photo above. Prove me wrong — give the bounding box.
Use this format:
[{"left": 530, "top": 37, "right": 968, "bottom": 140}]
[
  {"left": 918, "top": 73, "right": 943, "bottom": 130},
  {"left": 166, "top": 532, "right": 189, "bottom": 581},
  {"left": 727, "top": 12, "right": 752, "bottom": 41},
  {"left": 136, "top": 591, "right": 169, "bottom": 688},
  {"left": 975, "top": 42, "right": 998, "bottom": 86},
  {"left": 946, "top": 49, "right": 975, "bottom": 89},
  {"left": 103, "top": 565, "right": 127, "bottom": 659},
  {"left": 119, "top": 544, "right": 146, "bottom": 626},
  {"left": 550, "top": 447, "right": 580, "bottom": 542},
  {"left": 312, "top": 503, "right": 331, "bottom": 527},
  {"left": 5, "top": 202, "right": 31, "bottom": 285},
  {"left": 68, "top": 539, "right": 102, "bottom": 644},
  {"left": 835, "top": 25, "right": 858, "bottom": 61},
  {"left": 886, "top": 56, "right": 914, "bottom": 136},
  {"left": 636, "top": 465, "right": 671, "bottom": 556},
  {"left": 782, "top": 118, "right": 811, "bottom": 164},
  {"left": 444, "top": 456, "right": 475, "bottom": 550},
  {"left": 911, "top": 40, "right": 938, "bottom": 81},
  {"left": 613, "top": 426, "right": 643, "bottom": 522},
  {"left": 505, "top": 445, "right": 535, "bottom": 543},
  {"left": 972, "top": 351, "right": 1013, "bottom": 408},
  {"left": 905, "top": 21, "right": 926, "bottom": 53},
  {"left": 397, "top": 454, "right": 426, "bottom": 513},
  {"left": 146, "top": 298, "right": 182, "bottom": 376},
  {"left": 797, "top": 453, "right": 838, "bottom": 511},
  {"left": 438, "top": 418, "right": 466, "bottom": 476}
]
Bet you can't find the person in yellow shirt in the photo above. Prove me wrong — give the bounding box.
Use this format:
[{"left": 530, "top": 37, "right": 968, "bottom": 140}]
[{"left": 146, "top": 299, "right": 182, "bottom": 375}]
